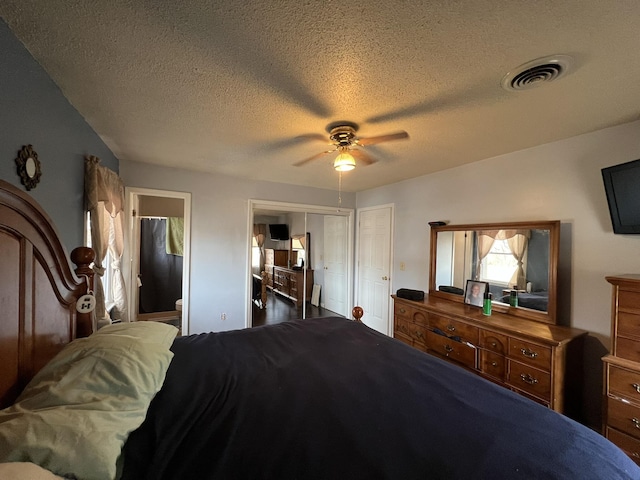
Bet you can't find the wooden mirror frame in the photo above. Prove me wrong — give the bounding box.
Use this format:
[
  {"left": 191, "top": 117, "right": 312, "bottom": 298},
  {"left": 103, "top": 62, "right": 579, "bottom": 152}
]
[{"left": 429, "top": 220, "right": 560, "bottom": 325}]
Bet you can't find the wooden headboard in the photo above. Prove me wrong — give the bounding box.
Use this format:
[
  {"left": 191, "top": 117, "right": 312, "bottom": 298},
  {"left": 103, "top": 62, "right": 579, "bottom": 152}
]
[{"left": 0, "top": 180, "right": 94, "bottom": 408}]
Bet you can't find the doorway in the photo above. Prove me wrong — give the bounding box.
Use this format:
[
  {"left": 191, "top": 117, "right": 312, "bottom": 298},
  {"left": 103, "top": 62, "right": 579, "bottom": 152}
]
[
  {"left": 248, "top": 200, "right": 354, "bottom": 327},
  {"left": 126, "top": 187, "right": 191, "bottom": 334}
]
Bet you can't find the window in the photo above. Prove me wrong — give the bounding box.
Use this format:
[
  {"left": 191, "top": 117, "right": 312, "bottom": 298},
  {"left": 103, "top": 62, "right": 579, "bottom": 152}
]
[
  {"left": 251, "top": 236, "right": 261, "bottom": 270},
  {"left": 480, "top": 238, "right": 518, "bottom": 285},
  {"left": 85, "top": 212, "right": 115, "bottom": 310}
]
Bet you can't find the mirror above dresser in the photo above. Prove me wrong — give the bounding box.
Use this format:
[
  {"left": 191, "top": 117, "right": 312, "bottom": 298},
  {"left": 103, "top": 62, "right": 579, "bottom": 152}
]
[
  {"left": 429, "top": 220, "right": 560, "bottom": 325},
  {"left": 392, "top": 219, "right": 588, "bottom": 416}
]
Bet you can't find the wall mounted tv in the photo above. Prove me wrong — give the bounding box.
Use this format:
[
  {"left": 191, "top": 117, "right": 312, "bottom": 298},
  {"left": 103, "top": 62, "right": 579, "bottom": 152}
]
[
  {"left": 602, "top": 158, "right": 640, "bottom": 234},
  {"left": 269, "top": 224, "right": 290, "bottom": 240}
]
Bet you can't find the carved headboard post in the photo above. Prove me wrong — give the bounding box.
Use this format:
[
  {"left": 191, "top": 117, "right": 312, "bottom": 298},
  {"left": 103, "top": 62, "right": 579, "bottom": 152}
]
[{"left": 71, "top": 246, "right": 95, "bottom": 337}]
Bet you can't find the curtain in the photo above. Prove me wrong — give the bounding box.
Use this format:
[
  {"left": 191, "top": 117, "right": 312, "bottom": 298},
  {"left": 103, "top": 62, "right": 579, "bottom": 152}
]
[
  {"left": 507, "top": 232, "right": 530, "bottom": 289},
  {"left": 84, "top": 156, "right": 128, "bottom": 328},
  {"left": 475, "top": 234, "right": 496, "bottom": 280},
  {"left": 253, "top": 224, "right": 266, "bottom": 272},
  {"left": 476, "top": 229, "right": 530, "bottom": 288}
]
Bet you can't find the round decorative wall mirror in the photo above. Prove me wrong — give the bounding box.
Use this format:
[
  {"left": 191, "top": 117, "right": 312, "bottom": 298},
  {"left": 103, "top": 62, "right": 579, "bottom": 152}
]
[{"left": 15, "top": 144, "right": 42, "bottom": 191}]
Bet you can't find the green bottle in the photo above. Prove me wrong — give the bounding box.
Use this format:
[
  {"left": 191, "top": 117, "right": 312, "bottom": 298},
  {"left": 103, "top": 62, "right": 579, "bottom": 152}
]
[
  {"left": 483, "top": 292, "right": 492, "bottom": 316},
  {"left": 509, "top": 289, "right": 519, "bottom": 307}
]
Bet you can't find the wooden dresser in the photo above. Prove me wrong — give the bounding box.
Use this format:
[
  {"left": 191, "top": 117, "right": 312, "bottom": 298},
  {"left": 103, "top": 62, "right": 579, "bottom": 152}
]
[
  {"left": 393, "top": 295, "right": 587, "bottom": 417},
  {"left": 272, "top": 266, "right": 313, "bottom": 307},
  {"left": 264, "top": 248, "right": 311, "bottom": 306},
  {"left": 602, "top": 274, "right": 640, "bottom": 465},
  {"left": 264, "top": 248, "right": 289, "bottom": 287}
]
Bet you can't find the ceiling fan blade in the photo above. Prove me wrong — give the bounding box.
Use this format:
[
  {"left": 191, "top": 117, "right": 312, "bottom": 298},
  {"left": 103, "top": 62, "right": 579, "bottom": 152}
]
[
  {"left": 356, "top": 131, "right": 409, "bottom": 146},
  {"left": 293, "top": 149, "right": 336, "bottom": 167},
  {"left": 351, "top": 149, "right": 377, "bottom": 166}
]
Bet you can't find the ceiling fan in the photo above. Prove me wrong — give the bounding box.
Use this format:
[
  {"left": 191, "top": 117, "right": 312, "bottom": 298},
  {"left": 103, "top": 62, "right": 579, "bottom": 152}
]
[{"left": 293, "top": 121, "right": 409, "bottom": 171}]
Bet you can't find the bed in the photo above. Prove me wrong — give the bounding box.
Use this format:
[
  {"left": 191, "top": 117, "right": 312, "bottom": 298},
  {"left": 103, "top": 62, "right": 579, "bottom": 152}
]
[
  {"left": 499, "top": 291, "right": 549, "bottom": 311},
  {"left": 1, "top": 179, "right": 639, "bottom": 480}
]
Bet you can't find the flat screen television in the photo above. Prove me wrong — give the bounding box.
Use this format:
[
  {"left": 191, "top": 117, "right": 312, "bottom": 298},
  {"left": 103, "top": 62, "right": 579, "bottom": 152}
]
[
  {"left": 602, "top": 158, "right": 640, "bottom": 234},
  {"left": 269, "top": 224, "right": 289, "bottom": 240}
]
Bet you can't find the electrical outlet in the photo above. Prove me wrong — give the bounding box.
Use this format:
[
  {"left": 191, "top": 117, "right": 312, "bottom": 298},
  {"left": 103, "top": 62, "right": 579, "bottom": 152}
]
[
  {"left": 400, "top": 262, "right": 406, "bottom": 271},
  {"left": 221, "top": 313, "right": 226, "bottom": 321}
]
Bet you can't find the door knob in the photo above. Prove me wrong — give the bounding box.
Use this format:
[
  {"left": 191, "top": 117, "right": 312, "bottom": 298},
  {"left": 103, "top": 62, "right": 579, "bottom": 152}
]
[{"left": 382, "top": 276, "right": 388, "bottom": 280}]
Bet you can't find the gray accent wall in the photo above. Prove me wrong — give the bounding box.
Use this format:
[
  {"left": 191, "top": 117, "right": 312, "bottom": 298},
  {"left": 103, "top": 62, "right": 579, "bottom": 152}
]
[{"left": 0, "top": 19, "right": 118, "bottom": 251}]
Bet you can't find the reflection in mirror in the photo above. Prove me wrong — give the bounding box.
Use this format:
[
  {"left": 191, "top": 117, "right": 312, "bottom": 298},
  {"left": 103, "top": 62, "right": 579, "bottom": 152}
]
[
  {"left": 430, "top": 221, "right": 559, "bottom": 325},
  {"left": 291, "top": 233, "right": 309, "bottom": 268}
]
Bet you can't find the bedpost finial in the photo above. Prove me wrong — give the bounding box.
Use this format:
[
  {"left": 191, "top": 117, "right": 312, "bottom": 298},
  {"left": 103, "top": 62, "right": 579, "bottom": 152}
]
[
  {"left": 352, "top": 306, "right": 363, "bottom": 322},
  {"left": 71, "top": 246, "right": 95, "bottom": 268}
]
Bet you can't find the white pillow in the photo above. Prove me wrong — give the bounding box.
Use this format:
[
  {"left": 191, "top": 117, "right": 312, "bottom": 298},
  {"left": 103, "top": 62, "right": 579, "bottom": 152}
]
[
  {"left": 95, "top": 320, "right": 178, "bottom": 348},
  {"left": 0, "top": 322, "right": 177, "bottom": 479}
]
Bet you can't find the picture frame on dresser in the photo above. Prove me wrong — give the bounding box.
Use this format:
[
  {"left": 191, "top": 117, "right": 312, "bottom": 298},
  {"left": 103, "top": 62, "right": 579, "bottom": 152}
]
[{"left": 464, "top": 280, "right": 487, "bottom": 307}]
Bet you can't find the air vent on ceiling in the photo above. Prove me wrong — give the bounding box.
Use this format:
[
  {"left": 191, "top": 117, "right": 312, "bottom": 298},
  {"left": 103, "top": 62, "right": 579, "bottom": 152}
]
[{"left": 501, "top": 55, "right": 573, "bottom": 91}]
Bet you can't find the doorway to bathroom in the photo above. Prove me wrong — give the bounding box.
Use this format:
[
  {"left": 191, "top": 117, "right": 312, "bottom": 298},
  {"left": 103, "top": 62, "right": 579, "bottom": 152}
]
[{"left": 126, "top": 187, "right": 191, "bottom": 334}]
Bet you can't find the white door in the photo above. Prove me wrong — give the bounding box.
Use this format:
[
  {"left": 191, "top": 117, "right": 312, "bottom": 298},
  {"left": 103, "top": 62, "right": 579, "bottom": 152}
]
[
  {"left": 356, "top": 206, "right": 392, "bottom": 334},
  {"left": 323, "top": 215, "right": 348, "bottom": 316}
]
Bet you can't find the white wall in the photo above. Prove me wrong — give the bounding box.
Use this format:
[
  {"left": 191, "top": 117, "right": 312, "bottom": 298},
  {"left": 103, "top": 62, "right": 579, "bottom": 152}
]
[
  {"left": 356, "top": 119, "right": 640, "bottom": 428},
  {"left": 120, "top": 160, "right": 355, "bottom": 334}
]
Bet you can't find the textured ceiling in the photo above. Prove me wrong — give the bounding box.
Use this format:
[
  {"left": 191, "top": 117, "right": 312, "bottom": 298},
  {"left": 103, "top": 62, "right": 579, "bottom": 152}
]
[{"left": 2, "top": 1, "right": 640, "bottom": 192}]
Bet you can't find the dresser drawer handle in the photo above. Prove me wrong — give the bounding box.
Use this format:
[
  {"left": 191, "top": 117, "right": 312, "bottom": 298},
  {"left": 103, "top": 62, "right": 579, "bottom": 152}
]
[
  {"left": 491, "top": 361, "right": 498, "bottom": 367},
  {"left": 444, "top": 344, "right": 454, "bottom": 353},
  {"left": 633, "top": 383, "right": 640, "bottom": 394},
  {"left": 520, "top": 373, "right": 538, "bottom": 385},
  {"left": 632, "top": 418, "right": 640, "bottom": 429},
  {"left": 400, "top": 308, "right": 406, "bottom": 314},
  {"left": 520, "top": 348, "right": 538, "bottom": 358},
  {"left": 491, "top": 342, "right": 497, "bottom": 348},
  {"left": 446, "top": 325, "right": 456, "bottom": 332}
]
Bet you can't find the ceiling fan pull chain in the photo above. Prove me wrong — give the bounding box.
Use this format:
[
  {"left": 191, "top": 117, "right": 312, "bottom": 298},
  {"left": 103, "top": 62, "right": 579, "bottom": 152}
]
[{"left": 337, "top": 171, "right": 343, "bottom": 210}]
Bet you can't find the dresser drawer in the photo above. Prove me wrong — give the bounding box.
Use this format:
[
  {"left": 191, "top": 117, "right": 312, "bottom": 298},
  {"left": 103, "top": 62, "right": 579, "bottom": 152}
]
[
  {"left": 394, "top": 317, "right": 427, "bottom": 347},
  {"left": 617, "top": 311, "right": 640, "bottom": 339},
  {"left": 479, "top": 330, "right": 508, "bottom": 354},
  {"left": 508, "top": 338, "right": 551, "bottom": 371},
  {"left": 619, "top": 290, "right": 640, "bottom": 312},
  {"left": 429, "top": 314, "right": 478, "bottom": 344},
  {"left": 426, "top": 330, "right": 476, "bottom": 369},
  {"left": 289, "top": 275, "right": 298, "bottom": 294},
  {"left": 609, "top": 365, "right": 640, "bottom": 404},
  {"left": 479, "top": 350, "right": 506, "bottom": 380},
  {"left": 607, "top": 397, "right": 640, "bottom": 439},
  {"left": 507, "top": 360, "right": 551, "bottom": 400},
  {"left": 606, "top": 427, "right": 640, "bottom": 465},
  {"left": 394, "top": 303, "right": 428, "bottom": 327},
  {"left": 394, "top": 302, "right": 412, "bottom": 320},
  {"left": 617, "top": 337, "right": 640, "bottom": 364}
]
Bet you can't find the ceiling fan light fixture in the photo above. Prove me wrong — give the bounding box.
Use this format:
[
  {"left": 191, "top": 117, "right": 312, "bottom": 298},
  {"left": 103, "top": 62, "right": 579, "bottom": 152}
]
[{"left": 334, "top": 150, "right": 356, "bottom": 171}]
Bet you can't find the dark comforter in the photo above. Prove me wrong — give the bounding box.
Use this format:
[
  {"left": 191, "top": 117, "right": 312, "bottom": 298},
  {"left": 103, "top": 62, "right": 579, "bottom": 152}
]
[{"left": 121, "top": 317, "right": 639, "bottom": 479}]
